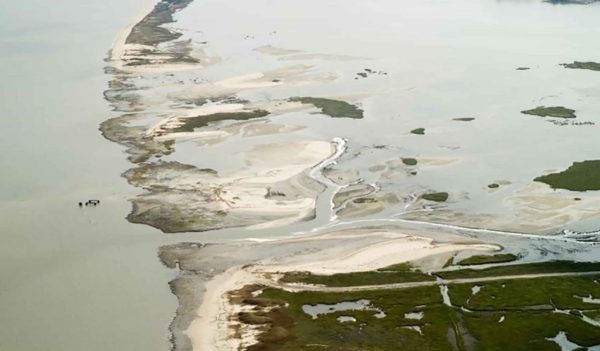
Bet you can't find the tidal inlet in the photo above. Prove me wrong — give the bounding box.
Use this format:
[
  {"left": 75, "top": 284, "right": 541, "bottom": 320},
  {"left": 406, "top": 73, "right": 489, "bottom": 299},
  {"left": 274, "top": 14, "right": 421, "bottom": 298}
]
[{"left": 40, "top": 0, "right": 600, "bottom": 349}]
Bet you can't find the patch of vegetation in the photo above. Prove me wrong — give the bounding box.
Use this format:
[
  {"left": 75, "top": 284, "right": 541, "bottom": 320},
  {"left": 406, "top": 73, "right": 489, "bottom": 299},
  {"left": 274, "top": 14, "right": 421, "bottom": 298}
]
[
  {"left": 453, "top": 117, "right": 475, "bottom": 122},
  {"left": 534, "top": 160, "right": 600, "bottom": 191},
  {"left": 462, "top": 309, "right": 600, "bottom": 350},
  {"left": 126, "top": 0, "right": 193, "bottom": 46},
  {"left": 167, "top": 110, "right": 269, "bottom": 133},
  {"left": 243, "top": 271, "right": 600, "bottom": 350},
  {"left": 521, "top": 106, "right": 576, "bottom": 119},
  {"left": 353, "top": 197, "right": 378, "bottom": 204},
  {"left": 378, "top": 263, "right": 414, "bottom": 272},
  {"left": 561, "top": 61, "right": 600, "bottom": 71},
  {"left": 289, "top": 97, "right": 364, "bottom": 118},
  {"left": 457, "top": 253, "right": 518, "bottom": 266},
  {"left": 280, "top": 268, "right": 434, "bottom": 287},
  {"left": 443, "top": 256, "right": 455, "bottom": 268},
  {"left": 438, "top": 261, "right": 600, "bottom": 280},
  {"left": 127, "top": 203, "right": 225, "bottom": 233},
  {"left": 402, "top": 158, "right": 418, "bottom": 166},
  {"left": 449, "top": 274, "right": 600, "bottom": 311},
  {"left": 421, "top": 192, "right": 448, "bottom": 202},
  {"left": 250, "top": 286, "right": 455, "bottom": 351},
  {"left": 410, "top": 128, "right": 425, "bottom": 135}
]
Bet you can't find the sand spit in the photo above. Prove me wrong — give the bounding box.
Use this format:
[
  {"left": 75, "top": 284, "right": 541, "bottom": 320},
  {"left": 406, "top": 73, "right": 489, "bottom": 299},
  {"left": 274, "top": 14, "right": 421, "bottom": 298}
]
[
  {"left": 109, "top": 0, "right": 214, "bottom": 73},
  {"left": 161, "top": 228, "right": 499, "bottom": 351},
  {"left": 162, "top": 220, "right": 600, "bottom": 351}
]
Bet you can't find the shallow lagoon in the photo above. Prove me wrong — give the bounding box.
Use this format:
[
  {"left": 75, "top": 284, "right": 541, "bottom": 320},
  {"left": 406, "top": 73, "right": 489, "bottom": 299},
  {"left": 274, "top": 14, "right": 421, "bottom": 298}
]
[{"left": 131, "top": 0, "right": 600, "bottom": 235}]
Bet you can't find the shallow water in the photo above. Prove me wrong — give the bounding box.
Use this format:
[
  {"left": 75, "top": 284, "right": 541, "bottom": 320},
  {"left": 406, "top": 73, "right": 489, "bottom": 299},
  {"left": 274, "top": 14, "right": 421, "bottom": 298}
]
[
  {"left": 0, "top": 1, "right": 185, "bottom": 350},
  {"left": 547, "top": 331, "right": 600, "bottom": 351},
  {"left": 302, "top": 299, "right": 374, "bottom": 319},
  {"left": 165, "top": 0, "right": 600, "bottom": 233}
]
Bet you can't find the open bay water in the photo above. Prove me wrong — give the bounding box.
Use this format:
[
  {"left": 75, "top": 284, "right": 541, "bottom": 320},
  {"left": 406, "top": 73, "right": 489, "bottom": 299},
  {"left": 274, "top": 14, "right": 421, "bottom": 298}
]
[{"left": 0, "top": 1, "right": 183, "bottom": 350}]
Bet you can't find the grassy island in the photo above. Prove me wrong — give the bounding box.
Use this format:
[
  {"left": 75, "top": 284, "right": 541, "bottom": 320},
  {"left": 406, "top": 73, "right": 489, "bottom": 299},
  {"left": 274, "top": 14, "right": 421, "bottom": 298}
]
[
  {"left": 521, "top": 106, "right": 576, "bottom": 119},
  {"left": 421, "top": 192, "right": 449, "bottom": 202},
  {"left": 289, "top": 97, "right": 364, "bottom": 118},
  {"left": 534, "top": 160, "right": 600, "bottom": 191}
]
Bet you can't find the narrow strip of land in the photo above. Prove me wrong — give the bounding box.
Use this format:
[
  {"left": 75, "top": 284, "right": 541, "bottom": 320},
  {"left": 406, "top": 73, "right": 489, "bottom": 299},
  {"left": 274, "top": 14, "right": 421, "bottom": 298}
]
[{"left": 272, "top": 270, "right": 600, "bottom": 293}]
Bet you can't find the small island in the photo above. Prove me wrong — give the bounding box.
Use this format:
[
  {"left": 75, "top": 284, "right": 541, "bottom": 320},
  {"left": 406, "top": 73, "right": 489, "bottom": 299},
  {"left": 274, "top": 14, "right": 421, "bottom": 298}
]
[
  {"left": 561, "top": 61, "right": 600, "bottom": 71},
  {"left": 521, "top": 106, "right": 576, "bottom": 119},
  {"left": 402, "top": 158, "right": 418, "bottom": 166},
  {"left": 453, "top": 117, "right": 475, "bottom": 122},
  {"left": 534, "top": 160, "right": 600, "bottom": 191},
  {"left": 289, "top": 97, "right": 364, "bottom": 119},
  {"left": 421, "top": 192, "right": 449, "bottom": 202}
]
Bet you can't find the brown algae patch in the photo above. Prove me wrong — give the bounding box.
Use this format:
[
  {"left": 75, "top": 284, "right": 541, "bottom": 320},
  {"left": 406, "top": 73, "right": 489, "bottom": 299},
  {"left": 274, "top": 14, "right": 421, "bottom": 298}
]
[
  {"left": 288, "top": 97, "right": 364, "bottom": 119},
  {"left": 521, "top": 106, "right": 576, "bottom": 119}
]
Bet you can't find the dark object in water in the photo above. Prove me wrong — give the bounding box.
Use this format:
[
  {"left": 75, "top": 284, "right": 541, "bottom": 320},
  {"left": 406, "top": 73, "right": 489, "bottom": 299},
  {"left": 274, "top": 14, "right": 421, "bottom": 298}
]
[
  {"left": 78, "top": 202, "right": 83, "bottom": 207},
  {"left": 84, "top": 200, "right": 101, "bottom": 207}
]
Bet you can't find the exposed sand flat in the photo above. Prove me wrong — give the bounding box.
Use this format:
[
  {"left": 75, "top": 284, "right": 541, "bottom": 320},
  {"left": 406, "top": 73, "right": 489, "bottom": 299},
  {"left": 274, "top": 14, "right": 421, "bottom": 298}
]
[
  {"left": 170, "top": 65, "right": 337, "bottom": 101},
  {"left": 185, "top": 268, "right": 257, "bottom": 351},
  {"left": 505, "top": 183, "right": 600, "bottom": 232},
  {"left": 126, "top": 140, "right": 334, "bottom": 232},
  {"left": 254, "top": 45, "right": 367, "bottom": 61},
  {"left": 254, "top": 45, "right": 303, "bottom": 56},
  {"left": 257, "top": 233, "right": 498, "bottom": 275},
  {"left": 146, "top": 100, "right": 310, "bottom": 140}
]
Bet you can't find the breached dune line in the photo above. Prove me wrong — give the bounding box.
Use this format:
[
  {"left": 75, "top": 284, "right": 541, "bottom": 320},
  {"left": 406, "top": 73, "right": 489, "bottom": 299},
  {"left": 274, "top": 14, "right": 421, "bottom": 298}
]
[{"left": 182, "top": 228, "right": 499, "bottom": 351}]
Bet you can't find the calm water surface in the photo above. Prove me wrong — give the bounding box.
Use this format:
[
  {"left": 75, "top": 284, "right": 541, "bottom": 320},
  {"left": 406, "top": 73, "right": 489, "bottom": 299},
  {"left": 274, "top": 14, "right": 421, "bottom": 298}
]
[{"left": 0, "top": 1, "right": 183, "bottom": 350}]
